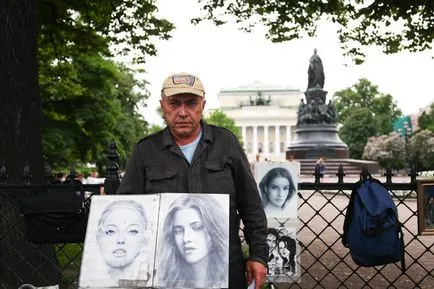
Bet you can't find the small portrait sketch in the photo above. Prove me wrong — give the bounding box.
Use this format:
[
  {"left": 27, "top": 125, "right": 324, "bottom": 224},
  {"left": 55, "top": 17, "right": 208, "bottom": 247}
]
[
  {"left": 266, "top": 226, "right": 300, "bottom": 282},
  {"left": 155, "top": 193, "right": 230, "bottom": 288},
  {"left": 256, "top": 162, "right": 300, "bottom": 218},
  {"left": 79, "top": 195, "right": 159, "bottom": 288}
]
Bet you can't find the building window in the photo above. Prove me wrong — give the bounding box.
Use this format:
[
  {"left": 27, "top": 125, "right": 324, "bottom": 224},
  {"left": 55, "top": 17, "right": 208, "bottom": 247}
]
[
  {"left": 247, "top": 142, "right": 252, "bottom": 153},
  {"left": 258, "top": 142, "right": 263, "bottom": 153},
  {"left": 269, "top": 142, "right": 274, "bottom": 153},
  {"left": 280, "top": 142, "right": 285, "bottom": 153}
]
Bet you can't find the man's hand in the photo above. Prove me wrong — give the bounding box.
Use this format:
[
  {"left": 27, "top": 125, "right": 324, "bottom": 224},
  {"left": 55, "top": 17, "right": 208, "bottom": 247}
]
[{"left": 246, "top": 260, "right": 266, "bottom": 289}]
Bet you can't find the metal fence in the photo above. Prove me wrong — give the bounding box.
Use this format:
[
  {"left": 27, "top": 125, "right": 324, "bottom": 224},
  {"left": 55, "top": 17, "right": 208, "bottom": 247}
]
[{"left": 0, "top": 162, "right": 433, "bottom": 289}]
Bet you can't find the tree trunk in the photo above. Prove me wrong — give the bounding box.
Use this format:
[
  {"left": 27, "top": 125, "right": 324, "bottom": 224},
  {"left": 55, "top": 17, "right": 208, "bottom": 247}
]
[{"left": 0, "top": 0, "right": 60, "bottom": 287}]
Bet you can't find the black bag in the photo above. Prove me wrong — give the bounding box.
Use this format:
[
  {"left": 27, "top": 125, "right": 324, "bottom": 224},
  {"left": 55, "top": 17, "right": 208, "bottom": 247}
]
[{"left": 19, "top": 188, "right": 89, "bottom": 244}]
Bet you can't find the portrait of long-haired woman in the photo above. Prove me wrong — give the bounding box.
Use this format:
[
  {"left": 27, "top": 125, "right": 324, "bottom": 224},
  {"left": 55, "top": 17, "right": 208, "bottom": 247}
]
[
  {"left": 258, "top": 166, "right": 297, "bottom": 217},
  {"left": 155, "top": 193, "right": 229, "bottom": 288},
  {"left": 277, "top": 235, "right": 297, "bottom": 276}
]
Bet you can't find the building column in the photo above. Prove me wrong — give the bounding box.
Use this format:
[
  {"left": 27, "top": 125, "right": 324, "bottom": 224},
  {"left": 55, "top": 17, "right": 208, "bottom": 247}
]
[
  {"left": 286, "top": 125, "right": 291, "bottom": 148},
  {"left": 253, "top": 125, "right": 258, "bottom": 155},
  {"left": 275, "top": 125, "right": 280, "bottom": 156},
  {"left": 242, "top": 126, "right": 247, "bottom": 151},
  {"left": 264, "top": 125, "right": 269, "bottom": 156}
]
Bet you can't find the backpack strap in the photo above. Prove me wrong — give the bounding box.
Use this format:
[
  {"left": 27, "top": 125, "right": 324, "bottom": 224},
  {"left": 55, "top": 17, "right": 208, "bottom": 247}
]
[{"left": 398, "top": 221, "right": 406, "bottom": 272}]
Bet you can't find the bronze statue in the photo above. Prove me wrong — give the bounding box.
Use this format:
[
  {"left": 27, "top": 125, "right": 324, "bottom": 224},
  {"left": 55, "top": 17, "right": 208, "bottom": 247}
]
[{"left": 307, "top": 49, "right": 325, "bottom": 90}]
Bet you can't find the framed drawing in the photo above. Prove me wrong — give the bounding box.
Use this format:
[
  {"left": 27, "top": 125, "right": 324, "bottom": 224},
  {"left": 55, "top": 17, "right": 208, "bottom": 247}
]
[
  {"left": 254, "top": 162, "right": 300, "bottom": 218},
  {"left": 417, "top": 179, "right": 434, "bottom": 235}
]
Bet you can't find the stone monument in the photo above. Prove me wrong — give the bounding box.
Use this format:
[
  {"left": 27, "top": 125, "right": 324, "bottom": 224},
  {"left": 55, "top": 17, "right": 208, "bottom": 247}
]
[{"left": 287, "top": 49, "right": 349, "bottom": 159}]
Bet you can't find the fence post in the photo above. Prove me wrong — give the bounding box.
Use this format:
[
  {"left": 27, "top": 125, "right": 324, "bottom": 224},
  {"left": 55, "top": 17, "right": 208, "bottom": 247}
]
[
  {"left": 23, "top": 165, "right": 32, "bottom": 185},
  {"left": 0, "top": 163, "right": 7, "bottom": 184},
  {"left": 104, "top": 140, "right": 121, "bottom": 195}
]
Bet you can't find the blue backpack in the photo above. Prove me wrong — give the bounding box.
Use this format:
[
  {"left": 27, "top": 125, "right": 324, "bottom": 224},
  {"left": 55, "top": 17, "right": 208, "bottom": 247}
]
[{"left": 342, "top": 178, "right": 405, "bottom": 271}]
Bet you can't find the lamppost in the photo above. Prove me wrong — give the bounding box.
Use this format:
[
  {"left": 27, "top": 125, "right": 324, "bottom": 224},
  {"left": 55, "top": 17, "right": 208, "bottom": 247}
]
[{"left": 398, "top": 120, "right": 413, "bottom": 171}]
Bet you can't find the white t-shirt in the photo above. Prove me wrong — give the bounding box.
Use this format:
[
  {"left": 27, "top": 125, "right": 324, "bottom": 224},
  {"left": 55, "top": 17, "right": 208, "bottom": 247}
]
[{"left": 179, "top": 130, "right": 202, "bottom": 164}]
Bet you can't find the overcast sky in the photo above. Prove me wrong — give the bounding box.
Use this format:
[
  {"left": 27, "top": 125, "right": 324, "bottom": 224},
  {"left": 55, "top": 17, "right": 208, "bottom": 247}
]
[{"left": 135, "top": 0, "right": 433, "bottom": 125}]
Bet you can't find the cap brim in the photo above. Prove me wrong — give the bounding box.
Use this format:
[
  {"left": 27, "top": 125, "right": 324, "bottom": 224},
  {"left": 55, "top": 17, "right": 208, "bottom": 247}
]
[{"left": 163, "top": 87, "right": 204, "bottom": 98}]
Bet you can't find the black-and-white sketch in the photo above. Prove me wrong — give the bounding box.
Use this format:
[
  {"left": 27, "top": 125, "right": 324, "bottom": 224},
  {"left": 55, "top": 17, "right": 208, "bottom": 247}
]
[
  {"left": 155, "top": 193, "right": 229, "bottom": 288},
  {"left": 256, "top": 162, "right": 300, "bottom": 218},
  {"left": 79, "top": 195, "right": 159, "bottom": 288},
  {"left": 266, "top": 226, "right": 300, "bottom": 281}
]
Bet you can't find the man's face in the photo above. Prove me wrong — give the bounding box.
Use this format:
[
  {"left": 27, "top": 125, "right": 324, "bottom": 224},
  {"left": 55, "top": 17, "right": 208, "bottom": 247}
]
[{"left": 160, "top": 93, "right": 205, "bottom": 141}]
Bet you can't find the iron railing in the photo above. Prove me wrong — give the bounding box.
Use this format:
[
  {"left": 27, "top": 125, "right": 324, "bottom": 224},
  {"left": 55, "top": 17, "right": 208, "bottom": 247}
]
[{"left": 0, "top": 150, "right": 433, "bottom": 289}]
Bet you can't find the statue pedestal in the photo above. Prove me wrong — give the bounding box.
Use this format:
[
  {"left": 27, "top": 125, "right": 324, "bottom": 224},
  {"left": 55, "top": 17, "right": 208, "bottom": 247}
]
[{"left": 287, "top": 124, "right": 349, "bottom": 159}]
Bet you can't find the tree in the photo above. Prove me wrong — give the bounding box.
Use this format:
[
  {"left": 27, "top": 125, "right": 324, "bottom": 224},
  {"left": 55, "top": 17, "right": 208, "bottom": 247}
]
[
  {"left": 1, "top": 0, "right": 175, "bottom": 286},
  {"left": 0, "top": 1, "right": 62, "bottom": 287},
  {"left": 332, "top": 78, "right": 402, "bottom": 158},
  {"left": 339, "top": 107, "right": 377, "bottom": 159},
  {"left": 193, "top": 1, "right": 433, "bottom": 63},
  {"left": 408, "top": 130, "right": 434, "bottom": 171},
  {"left": 418, "top": 103, "right": 434, "bottom": 133},
  {"left": 37, "top": 0, "right": 175, "bottom": 171},
  {"left": 148, "top": 124, "right": 165, "bottom": 135},
  {"left": 40, "top": 54, "right": 148, "bottom": 172},
  {"left": 38, "top": 0, "right": 174, "bottom": 64},
  {"left": 204, "top": 110, "right": 242, "bottom": 142},
  {"left": 363, "top": 132, "right": 405, "bottom": 170}
]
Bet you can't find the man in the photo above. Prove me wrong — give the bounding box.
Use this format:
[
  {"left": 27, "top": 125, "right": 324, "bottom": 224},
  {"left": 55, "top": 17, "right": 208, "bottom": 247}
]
[{"left": 117, "top": 72, "right": 268, "bottom": 288}]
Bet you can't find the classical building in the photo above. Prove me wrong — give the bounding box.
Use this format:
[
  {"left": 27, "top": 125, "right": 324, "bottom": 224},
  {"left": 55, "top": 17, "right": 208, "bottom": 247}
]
[{"left": 216, "top": 81, "right": 303, "bottom": 161}]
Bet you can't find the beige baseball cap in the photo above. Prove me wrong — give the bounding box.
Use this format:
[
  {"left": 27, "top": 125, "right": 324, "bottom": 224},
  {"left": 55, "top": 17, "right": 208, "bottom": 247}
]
[{"left": 161, "top": 72, "right": 205, "bottom": 98}]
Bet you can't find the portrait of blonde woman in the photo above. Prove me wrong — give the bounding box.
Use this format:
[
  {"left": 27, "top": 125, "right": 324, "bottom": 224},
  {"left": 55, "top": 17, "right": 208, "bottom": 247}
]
[
  {"left": 258, "top": 163, "right": 299, "bottom": 218},
  {"left": 155, "top": 193, "right": 229, "bottom": 288},
  {"left": 79, "top": 195, "right": 158, "bottom": 288}
]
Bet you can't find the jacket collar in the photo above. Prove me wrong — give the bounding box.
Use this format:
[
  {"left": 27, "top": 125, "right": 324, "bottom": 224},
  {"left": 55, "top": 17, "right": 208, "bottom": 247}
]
[{"left": 162, "top": 120, "right": 212, "bottom": 148}]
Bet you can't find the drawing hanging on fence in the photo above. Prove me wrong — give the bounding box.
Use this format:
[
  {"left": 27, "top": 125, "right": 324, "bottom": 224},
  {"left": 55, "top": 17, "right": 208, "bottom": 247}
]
[
  {"left": 417, "top": 180, "right": 434, "bottom": 235},
  {"left": 266, "top": 225, "right": 300, "bottom": 282},
  {"left": 154, "top": 193, "right": 230, "bottom": 288},
  {"left": 79, "top": 193, "right": 229, "bottom": 289},
  {"left": 255, "top": 161, "right": 300, "bottom": 218}
]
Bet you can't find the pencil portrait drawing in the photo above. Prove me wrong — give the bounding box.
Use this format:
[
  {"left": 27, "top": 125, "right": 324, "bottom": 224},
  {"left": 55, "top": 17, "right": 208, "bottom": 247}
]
[
  {"left": 79, "top": 195, "right": 158, "bottom": 288},
  {"left": 155, "top": 193, "right": 229, "bottom": 288},
  {"left": 257, "top": 162, "right": 299, "bottom": 218}
]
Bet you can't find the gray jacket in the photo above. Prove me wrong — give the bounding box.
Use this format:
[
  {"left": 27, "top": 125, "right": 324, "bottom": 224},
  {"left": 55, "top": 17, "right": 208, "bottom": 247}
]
[{"left": 117, "top": 122, "right": 268, "bottom": 267}]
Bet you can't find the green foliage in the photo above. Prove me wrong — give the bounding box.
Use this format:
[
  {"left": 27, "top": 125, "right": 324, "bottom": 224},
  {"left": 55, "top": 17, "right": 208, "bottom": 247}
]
[
  {"left": 363, "top": 129, "right": 434, "bottom": 171},
  {"left": 363, "top": 132, "right": 405, "bottom": 169},
  {"left": 204, "top": 110, "right": 242, "bottom": 142},
  {"left": 40, "top": 53, "right": 148, "bottom": 171},
  {"left": 332, "top": 78, "right": 402, "bottom": 159},
  {"left": 38, "top": 0, "right": 176, "bottom": 170},
  {"left": 56, "top": 244, "right": 83, "bottom": 287},
  {"left": 38, "top": 0, "right": 174, "bottom": 64},
  {"left": 408, "top": 130, "right": 434, "bottom": 171},
  {"left": 339, "top": 107, "right": 377, "bottom": 159},
  {"left": 418, "top": 103, "right": 434, "bottom": 133},
  {"left": 192, "top": 1, "right": 433, "bottom": 63},
  {"left": 147, "top": 124, "right": 165, "bottom": 135}
]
